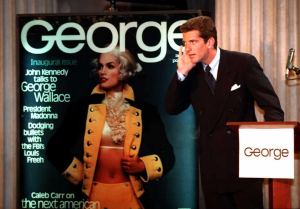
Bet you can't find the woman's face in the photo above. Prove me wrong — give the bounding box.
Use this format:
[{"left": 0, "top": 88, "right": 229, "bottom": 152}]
[{"left": 98, "top": 53, "right": 123, "bottom": 92}]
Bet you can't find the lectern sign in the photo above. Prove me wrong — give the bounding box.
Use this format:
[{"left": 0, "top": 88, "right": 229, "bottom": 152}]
[{"left": 239, "top": 127, "right": 294, "bottom": 179}]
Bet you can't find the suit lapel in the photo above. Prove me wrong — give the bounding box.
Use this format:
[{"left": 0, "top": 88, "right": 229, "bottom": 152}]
[
  {"left": 206, "top": 50, "right": 237, "bottom": 131},
  {"left": 215, "top": 51, "right": 235, "bottom": 96}
]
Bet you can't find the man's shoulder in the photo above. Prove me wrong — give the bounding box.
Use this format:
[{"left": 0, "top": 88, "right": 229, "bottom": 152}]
[{"left": 220, "top": 48, "right": 255, "bottom": 60}]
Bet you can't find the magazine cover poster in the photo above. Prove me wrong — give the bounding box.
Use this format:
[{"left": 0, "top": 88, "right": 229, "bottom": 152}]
[{"left": 18, "top": 11, "right": 204, "bottom": 209}]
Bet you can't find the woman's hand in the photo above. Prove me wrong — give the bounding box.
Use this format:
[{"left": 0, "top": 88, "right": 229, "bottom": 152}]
[{"left": 121, "top": 156, "right": 146, "bottom": 174}]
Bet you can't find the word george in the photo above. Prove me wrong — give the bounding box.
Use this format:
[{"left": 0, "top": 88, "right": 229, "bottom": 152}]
[
  {"left": 20, "top": 19, "right": 186, "bottom": 63},
  {"left": 244, "top": 147, "right": 289, "bottom": 160}
]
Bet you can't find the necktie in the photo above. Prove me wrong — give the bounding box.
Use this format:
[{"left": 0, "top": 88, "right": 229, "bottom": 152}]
[{"left": 204, "top": 65, "right": 216, "bottom": 93}]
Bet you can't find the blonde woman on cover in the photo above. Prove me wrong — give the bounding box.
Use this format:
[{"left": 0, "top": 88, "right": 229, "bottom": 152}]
[{"left": 47, "top": 46, "right": 175, "bottom": 209}]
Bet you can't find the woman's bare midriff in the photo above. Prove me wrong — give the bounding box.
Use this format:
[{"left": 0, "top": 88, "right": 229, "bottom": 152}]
[{"left": 94, "top": 147, "right": 129, "bottom": 183}]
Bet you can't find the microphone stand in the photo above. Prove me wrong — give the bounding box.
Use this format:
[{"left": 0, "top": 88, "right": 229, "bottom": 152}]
[{"left": 286, "top": 48, "right": 300, "bottom": 80}]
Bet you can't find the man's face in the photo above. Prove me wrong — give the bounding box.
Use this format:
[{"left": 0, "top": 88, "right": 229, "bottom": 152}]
[{"left": 182, "top": 30, "right": 211, "bottom": 64}]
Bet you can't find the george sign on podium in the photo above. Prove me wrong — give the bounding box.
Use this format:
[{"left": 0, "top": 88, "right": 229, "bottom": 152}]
[{"left": 227, "top": 121, "right": 300, "bottom": 209}]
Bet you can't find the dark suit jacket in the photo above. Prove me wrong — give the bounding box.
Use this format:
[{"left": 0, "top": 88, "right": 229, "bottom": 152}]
[{"left": 165, "top": 49, "right": 284, "bottom": 193}]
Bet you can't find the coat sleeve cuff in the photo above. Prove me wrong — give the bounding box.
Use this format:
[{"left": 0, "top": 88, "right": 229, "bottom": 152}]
[
  {"left": 62, "top": 157, "right": 83, "bottom": 185},
  {"left": 140, "top": 154, "right": 163, "bottom": 182}
]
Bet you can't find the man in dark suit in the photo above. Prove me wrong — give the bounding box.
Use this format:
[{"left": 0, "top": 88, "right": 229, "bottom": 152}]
[{"left": 165, "top": 16, "right": 284, "bottom": 209}]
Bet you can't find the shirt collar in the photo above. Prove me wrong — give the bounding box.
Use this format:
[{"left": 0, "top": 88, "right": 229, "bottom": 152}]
[
  {"left": 202, "top": 47, "right": 220, "bottom": 79},
  {"left": 202, "top": 48, "right": 220, "bottom": 69},
  {"left": 210, "top": 47, "right": 220, "bottom": 70}
]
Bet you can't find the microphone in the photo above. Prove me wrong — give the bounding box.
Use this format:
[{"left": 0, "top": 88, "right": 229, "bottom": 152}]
[{"left": 286, "top": 48, "right": 295, "bottom": 69}]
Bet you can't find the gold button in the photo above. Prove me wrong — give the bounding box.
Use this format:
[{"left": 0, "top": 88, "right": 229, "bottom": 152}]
[{"left": 89, "top": 118, "right": 95, "bottom": 122}]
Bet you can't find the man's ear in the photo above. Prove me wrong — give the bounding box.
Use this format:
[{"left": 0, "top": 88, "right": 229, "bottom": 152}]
[{"left": 207, "top": 37, "right": 215, "bottom": 49}]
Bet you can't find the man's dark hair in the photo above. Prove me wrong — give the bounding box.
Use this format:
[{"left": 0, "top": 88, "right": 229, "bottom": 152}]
[{"left": 180, "top": 16, "right": 218, "bottom": 49}]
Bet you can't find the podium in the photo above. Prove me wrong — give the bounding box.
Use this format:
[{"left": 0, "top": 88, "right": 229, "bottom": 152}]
[{"left": 226, "top": 121, "right": 300, "bottom": 209}]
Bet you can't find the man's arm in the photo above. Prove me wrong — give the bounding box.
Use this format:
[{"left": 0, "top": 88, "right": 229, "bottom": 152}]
[
  {"left": 245, "top": 55, "right": 284, "bottom": 121},
  {"left": 165, "top": 47, "right": 195, "bottom": 114}
]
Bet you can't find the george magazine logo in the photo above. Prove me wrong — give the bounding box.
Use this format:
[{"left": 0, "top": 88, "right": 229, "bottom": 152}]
[{"left": 20, "top": 19, "right": 186, "bottom": 63}]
